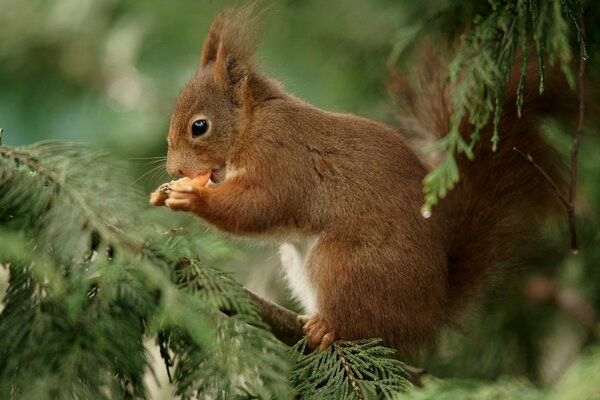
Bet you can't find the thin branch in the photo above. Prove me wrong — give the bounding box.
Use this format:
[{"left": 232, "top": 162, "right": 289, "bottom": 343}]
[
  {"left": 334, "top": 342, "right": 364, "bottom": 400},
  {"left": 567, "top": 14, "right": 586, "bottom": 255},
  {"left": 513, "top": 10, "right": 586, "bottom": 254},
  {"left": 182, "top": 275, "right": 431, "bottom": 387},
  {"left": 244, "top": 289, "right": 307, "bottom": 346},
  {"left": 513, "top": 147, "right": 569, "bottom": 208}
]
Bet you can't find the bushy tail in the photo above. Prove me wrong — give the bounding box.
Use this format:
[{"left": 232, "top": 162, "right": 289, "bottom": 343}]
[{"left": 391, "top": 56, "right": 573, "bottom": 318}]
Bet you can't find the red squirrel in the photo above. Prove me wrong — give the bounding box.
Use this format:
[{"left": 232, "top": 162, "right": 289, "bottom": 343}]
[{"left": 151, "top": 6, "right": 568, "bottom": 355}]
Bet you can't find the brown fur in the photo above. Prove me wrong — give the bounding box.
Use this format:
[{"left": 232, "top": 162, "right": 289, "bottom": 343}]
[{"left": 161, "top": 6, "right": 569, "bottom": 356}]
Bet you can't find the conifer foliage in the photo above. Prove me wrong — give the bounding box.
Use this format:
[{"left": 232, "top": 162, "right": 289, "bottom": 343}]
[
  {"left": 0, "top": 141, "right": 411, "bottom": 399},
  {"left": 0, "top": 141, "right": 294, "bottom": 398},
  {"left": 291, "top": 339, "right": 410, "bottom": 399},
  {"left": 419, "top": 0, "right": 586, "bottom": 212}
]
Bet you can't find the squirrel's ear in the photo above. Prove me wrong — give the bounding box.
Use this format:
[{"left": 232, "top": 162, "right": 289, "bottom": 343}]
[
  {"left": 200, "top": 9, "right": 228, "bottom": 69},
  {"left": 210, "top": 4, "right": 262, "bottom": 91},
  {"left": 214, "top": 48, "right": 250, "bottom": 90}
]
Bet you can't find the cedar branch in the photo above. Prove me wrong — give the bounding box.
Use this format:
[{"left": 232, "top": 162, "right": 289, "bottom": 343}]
[
  {"left": 243, "top": 288, "right": 432, "bottom": 387},
  {"left": 334, "top": 342, "right": 364, "bottom": 400}
]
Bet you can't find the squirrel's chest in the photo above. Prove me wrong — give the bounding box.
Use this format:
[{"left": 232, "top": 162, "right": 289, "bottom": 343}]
[{"left": 279, "top": 237, "right": 318, "bottom": 314}]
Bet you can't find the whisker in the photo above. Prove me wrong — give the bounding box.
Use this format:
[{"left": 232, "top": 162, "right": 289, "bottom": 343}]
[
  {"left": 128, "top": 158, "right": 168, "bottom": 166},
  {"left": 147, "top": 159, "right": 169, "bottom": 165},
  {"left": 149, "top": 168, "right": 169, "bottom": 186},
  {"left": 128, "top": 156, "right": 167, "bottom": 161},
  {"left": 131, "top": 164, "right": 166, "bottom": 186},
  {"left": 149, "top": 164, "right": 167, "bottom": 180}
]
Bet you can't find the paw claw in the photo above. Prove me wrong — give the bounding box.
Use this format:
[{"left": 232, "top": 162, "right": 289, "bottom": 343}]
[
  {"left": 303, "top": 315, "right": 336, "bottom": 352},
  {"left": 319, "top": 332, "right": 336, "bottom": 352}
]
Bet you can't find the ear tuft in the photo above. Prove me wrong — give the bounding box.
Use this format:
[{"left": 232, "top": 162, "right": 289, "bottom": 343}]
[
  {"left": 200, "top": 8, "right": 230, "bottom": 69},
  {"left": 210, "top": 3, "right": 266, "bottom": 86}
]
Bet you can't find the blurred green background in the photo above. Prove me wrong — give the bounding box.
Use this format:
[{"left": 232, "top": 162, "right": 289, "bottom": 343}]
[
  {"left": 0, "top": 0, "right": 418, "bottom": 159},
  {"left": 2, "top": 0, "right": 599, "bottom": 392}
]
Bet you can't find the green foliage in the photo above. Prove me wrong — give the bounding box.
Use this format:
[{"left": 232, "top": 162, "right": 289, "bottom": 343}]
[
  {"left": 419, "top": 0, "right": 586, "bottom": 212},
  {"left": 0, "top": 141, "right": 292, "bottom": 399},
  {"left": 291, "top": 338, "right": 411, "bottom": 399},
  {"left": 160, "top": 260, "right": 291, "bottom": 399}
]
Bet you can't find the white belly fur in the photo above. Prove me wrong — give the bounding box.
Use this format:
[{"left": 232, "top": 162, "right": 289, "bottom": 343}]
[{"left": 279, "top": 237, "right": 318, "bottom": 314}]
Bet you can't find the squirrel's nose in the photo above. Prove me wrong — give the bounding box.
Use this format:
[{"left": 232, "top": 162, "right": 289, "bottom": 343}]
[
  {"left": 166, "top": 163, "right": 184, "bottom": 178},
  {"left": 166, "top": 153, "right": 184, "bottom": 177},
  {"left": 170, "top": 169, "right": 185, "bottom": 178}
]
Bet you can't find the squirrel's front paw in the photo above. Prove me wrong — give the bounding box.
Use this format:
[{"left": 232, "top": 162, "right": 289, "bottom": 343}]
[
  {"left": 150, "top": 173, "right": 211, "bottom": 212},
  {"left": 304, "top": 314, "right": 337, "bottom": 352},
  {"left": 149, "top": 182, "right": 174, "bottom": 206},
  {"left": 164, "top": 173, "right": 211, "bottom": 212}
]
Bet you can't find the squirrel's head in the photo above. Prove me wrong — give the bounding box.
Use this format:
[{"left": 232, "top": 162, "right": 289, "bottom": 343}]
[{"left": 167, "top": 5, "right": 273, "bottom": 182}]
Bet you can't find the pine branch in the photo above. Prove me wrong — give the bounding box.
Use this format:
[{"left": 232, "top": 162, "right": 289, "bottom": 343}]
[
  {"left": 157, "top": 259, "right": 293, "bottom": 399},
  {"left": 0, "top": 141, "right": 145, "bottom": 262},
  {"left": 0, "top": 141, "right": 292, "bottom": 398},
  {"left": 166, "top": 258, "right": 426, "bottom": 393},
  {"left": 290, "top": 338, "right": 413, "bottom": 399}
]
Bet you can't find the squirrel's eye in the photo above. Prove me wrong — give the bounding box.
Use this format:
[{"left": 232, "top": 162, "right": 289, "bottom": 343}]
[{"left": 191, "top": 119, "right": 209, "bottom": 138}]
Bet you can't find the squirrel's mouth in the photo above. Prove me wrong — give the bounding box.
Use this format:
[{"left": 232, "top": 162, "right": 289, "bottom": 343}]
[{"left": 209, "top": 167, "right": 226, "bottom": 184}]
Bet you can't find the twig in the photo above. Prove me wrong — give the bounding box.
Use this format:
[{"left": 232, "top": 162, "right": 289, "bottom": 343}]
[
  {"left": 0, "top": 128, "right": 4, "bottom": 146},
  {"left": 567, "top": 14, "right": 586, "bottom": 255},
  {"left": 244, "top": 289, "right": 307, "bottom": 346},
  {"left": 173, "top": 260, "right": 432, "bottom": 387},
  {"left": 514, "top": 12, "right": 586, "bottom": 254},
  {"left": 334, "top": 342, "right": 364, "bottom": 400},
  {"left": 513, "top": 147, "right": 569, "bottom": 208}
]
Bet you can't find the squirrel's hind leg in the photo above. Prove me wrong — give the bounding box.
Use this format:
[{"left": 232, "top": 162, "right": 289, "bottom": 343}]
[{"left": 305, "top": 234, "right": 448, "bottom": 355}]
